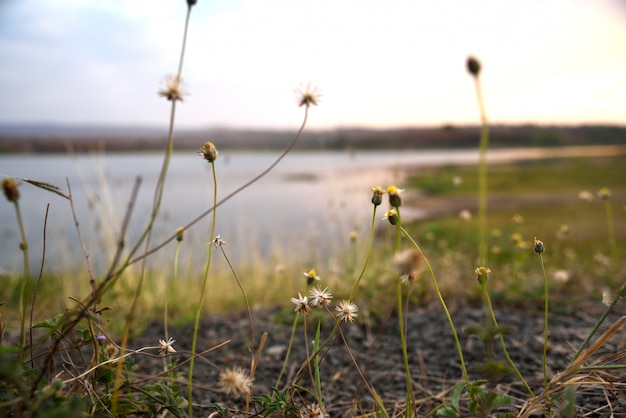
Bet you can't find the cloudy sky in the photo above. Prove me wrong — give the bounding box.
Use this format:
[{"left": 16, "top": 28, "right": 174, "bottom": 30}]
[{"left": 1, "top": 0, "right": 625, "bottom": 130}]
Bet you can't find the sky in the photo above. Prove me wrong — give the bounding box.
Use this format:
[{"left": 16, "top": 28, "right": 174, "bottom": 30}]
[{"left": 0, "top": 0, "right": 625, "bottom": 130}]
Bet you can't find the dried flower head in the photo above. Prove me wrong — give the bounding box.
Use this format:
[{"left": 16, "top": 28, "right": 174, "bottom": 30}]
[
  {"left": 105, "top": 344, "right": 119, "bottom": 359},
  {"left": 218, "top": 367, "right": 253, "bottom": 396},
  {"left": 176, "top": 227, "right": 185, "bottom": 242},
  {"left": 335, "top": 300, "right": 358, "bottom": 323},
  {"left": 2, "top": 178, "right": 20, "bottom": 202},
  {"left": 158, "top": 337, "right": 177, "bottom": 356},
  {"left": 383, "top": 209, "right": 399, "bottom": 225},
  {"left": 309, "top": 287, "right": 333, "bottom": 308},
  {"left": 475, "top": 266, "right": 491, "bottom": 285},
  {"left": 304, "top": 269, "right": 320, "bottom": 286},
  {"left": 393, "top": 249, "right": 424, "bottom": 285},
  {"left": 534, "top": 237, "right": 545, "bottom": 254},
  {"left": 291, "top": 293, "right": 310, "bottom": 315},
  {"left": 598, "top": 187, "right": 612, "bottom": 200},
  {"left": 466, "top": 56, "right": 481, "bottom": 76},
  {"left": 371, "top": 185, "right": 385, "bottom": 206},
  {"left": 387, "top": 185, "right": 404, "bottom": 207},
  {"left": 295, "top": 82, "right": 322, "bottom": 107},
  {"left": 198, "top": 141, "right": 218, "bottom": 163},
  {"left": 158, "top": 74, "right": 187, "bottom": 102}
]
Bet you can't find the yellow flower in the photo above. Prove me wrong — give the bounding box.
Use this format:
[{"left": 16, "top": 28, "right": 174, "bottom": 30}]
[{"left": 303, "top": 269, "right": 320, "bottom": 286}]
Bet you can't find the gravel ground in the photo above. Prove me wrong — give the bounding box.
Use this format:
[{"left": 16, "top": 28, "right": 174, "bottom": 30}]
[{"left": 128, "top": 302, "right": 626, "bottom": 417}]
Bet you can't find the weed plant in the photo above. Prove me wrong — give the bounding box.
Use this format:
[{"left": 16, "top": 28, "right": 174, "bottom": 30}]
[{"left": 1, "top": 2, "right": 625, "bottom": 417}]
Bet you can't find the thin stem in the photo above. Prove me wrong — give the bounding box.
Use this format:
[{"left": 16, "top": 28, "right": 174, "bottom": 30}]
[
  {"left": 397, "top": 279, "right": 414, "bottom": 418},
  {"left": 480, "top": 283, "right": 534, "bottom": 396},
  {"left": 349, "top": 206, "right": 377, "bottom": 301},
  {"left": 474, "top": 76, "right": 490, "bottom": 266},
  {"left": 400, "top": 226, "right": 470, "bottom": 390},
  {"left": 30, "top": 204, "right": 50, "bottom": 368},
  {"left": 276, "top": 314, "right": 300, "bottom": 388},
  {"left": 188, "top": 160, "right": 218, "bottom": 417},
  {"left": 538, "top": 253, "right": 549, "bottom": 389},
  {"left": 603, "top": 198, "right": 617, "bottom": 262},
  {"left": 13, "top": 199, "right": 30, "bottom": 353}
]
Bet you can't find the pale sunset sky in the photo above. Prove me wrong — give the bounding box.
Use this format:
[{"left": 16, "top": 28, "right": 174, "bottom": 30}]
[{"left": 0, "top": 0, "right": 625, "bottom": 130}]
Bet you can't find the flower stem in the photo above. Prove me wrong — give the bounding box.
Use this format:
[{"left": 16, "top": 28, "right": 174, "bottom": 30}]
[
  {"left": 400, "top": 226, "right": 470, "bottom": 390},
  {"left": 397, "top": 279, "right": 414, "bottom": 417},
  {"left": 538, "top": 252, "right": 549, "bottom": 389},
  {"left": 188, "top": 161, "right": 218, "bottom": 417},
  {"left": 349, "top": 206, "right": 377, "bottom": 301}
]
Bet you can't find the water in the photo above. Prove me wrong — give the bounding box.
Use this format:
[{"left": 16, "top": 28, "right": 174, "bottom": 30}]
[{"left": 0, "top": 148, "right": 516, "bottom": 274}]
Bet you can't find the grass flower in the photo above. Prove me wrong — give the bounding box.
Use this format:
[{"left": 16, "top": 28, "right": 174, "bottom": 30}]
[
  {"left": 534, "top": 237, "right": 545, "bottom": 254},
  {"left": 578, "top": 190, "right": 594, "bottom": 202},
  {"left": 304, "top": 269, "right": 320, "bottom": 286},
  {"left": 303, "top": 402, "right": 328, "bottom": 418},
  {"left": 291, "top": 293, "right": 311, "bottom": 315},
  {"left": 295, "top": 82, "right": 322, "bottom": 107},
  {"left": 371, "top": 185, "right": 385, "bottom": 206},
  {"left": 387, "top": 185, "right": 404, "bottom": 208},
  {"left": 383, "top": 209, "right": 399, "bottom": 225},
  {"left": 598, "top": 187, "right": 612, "bottom": 200},
  {"left": 393, "top": 249, "right": 424, "bottom": 285},
  {"left": 309, "top": 287, "right": 332, "bottom": 308},
  {"left": 475, "top": 266, "right": 491, "bottom": 285},
  {"left": 158, "top": 337, "right": 177, "bottom": 356},
  {"left": 212, "top": 234, "right": 226, "bottom": 248},
  {"left": 218, "top": 367, "right": 253, "bottom": 396},
  {"left": 158, "top": 74, "right": 187, "bottom": 102},
  {"left": 175, "top": 226, "right": 185, "bottom": 242},
  {"left": 198, "top": 141, "right": 219, "bottom": 163},
  {"left": 2, "top": 178, "right": 20, "bottom": 202},
  {"left": 335, "top": 300, "right": 358, "bottom": 323}
]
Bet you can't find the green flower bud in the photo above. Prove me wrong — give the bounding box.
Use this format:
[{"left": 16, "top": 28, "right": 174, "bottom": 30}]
[{"left": 371, "top": 186, "right": 384, "bottom": 206}]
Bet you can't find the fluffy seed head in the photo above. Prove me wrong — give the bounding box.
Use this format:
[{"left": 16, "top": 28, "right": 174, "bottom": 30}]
[
  {"left": 309, "top": 287, "right": 333, "bottom": 308},
  {"left": 295, "top": 82, "right": 322, "bottom": 108},
  {"left": 158, "top": 337, "right": 177, "bottom": 356},
  {"left": 158, "top": 74, "right": 187, "bottom": 102},
  {"left": 218, "top": 367, "right": 253, "bottom": 396},
  {"left": 291, "top": 293, "right": 310, "bottom": 315}
]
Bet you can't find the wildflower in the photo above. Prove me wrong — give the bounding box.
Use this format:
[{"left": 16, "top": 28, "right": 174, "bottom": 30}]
[
  {"left": 335, "top": 300, "right": 358, "bottom": 323},
  {"left": 212, "top": 234, "right": 226, "bottom": 248},
  {"left": 556, "top": 224, "right": 570, "bottom": 240},
  {"left": 218, "top": 367, "right": 253, "bottom": 396},
  {"left": 349, "top": 230, "right": 358, "bottom": 242},
  {"left": 534, "top": 237, "right": 545, "bottom": 254},
  {"left": 157, "top": 74, "right": 187, "bottom": 102},
  {"left": 176, "top": 227, "right": 185, "bottom": 242},
  {"left": 578, "top": 190, "right": 594, "bottom": 202},
  {"left": 105, "top": 344, "right": 119, "bottom": 359},
  {"left": 158, "top": 337, "right": 177, "bottom": 356},
  {"left": 309, "top": 287, "right": 332, "bottom": 308},
  {"left": 2, "top": 178, "right": 19, "bottom": 202},
  {"left": 598, "top": 187, "right": 611, "bottom": 200},
  {"left": 602, "top": 288, "right": 614, "bottom": 306},
  {"left": 291, "top": 293, "right": 310, "bottom": 315},
  {"left": 371, "top": 185, "right": 385, "bottom": 206},
  {"left": 466, "top": 56, "right": 481, "bottom": 76},
  {"left": 511, "top": 214, "right": 524, "bottom": 225},
  {"left": 475, "top": 266, "right": 491, "bottom": 285},
  {"left": 295, "top": 82, "right": 322, "bottom": 108},
  {"left": 303, "top": 269, "right": 320, "bottom": 286},
  {"left": 387, "top": 185, "right": 403, "bottom": 208},
  {"left": 303, "top": 403, "right": 328, "bottom": 418},
  {"left": 459, "top": 209, "right": 472, "bottom": 221},
  {"left": 452, "top": 176, "right": 462, "bottom": 186},
  {"left": 393, "top": 249, "right": 424, "bottom": 285},
  {"left": 553, "top": 269, "right": 570, "bottom": 284},
  {"left": 198, "top": 141, "right": 218, "bottom": 163},
  {"left": 383, "top": 209, "right": 399, "bottom": 225}
]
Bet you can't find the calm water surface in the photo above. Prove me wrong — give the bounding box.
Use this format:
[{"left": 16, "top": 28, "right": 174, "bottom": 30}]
[{"left": 0, "top": 148, "right": 503, "bottom": 273}]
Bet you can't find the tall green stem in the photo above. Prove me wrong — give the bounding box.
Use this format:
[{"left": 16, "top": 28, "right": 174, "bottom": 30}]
[
  {"left": 188, "top": 161, "right": 218, "bottom": 417},
  {"left": 397, "top": 279, "right": 414, "bottom": 417},
  {"left": 13, "top": 200, "right": 31, "bottom": 352},
  {"left": 474, "top": 77, "right": 490, "bottom": 266},
  {"left": 400, "top": 226, "right": 470, "bottom": 390},
  {"left": 349, "top": 206, "right": 377, "bottom": 301}
]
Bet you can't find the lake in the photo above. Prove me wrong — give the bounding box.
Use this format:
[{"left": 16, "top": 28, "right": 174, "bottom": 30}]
[{"left": 1, "top": 146, "right": 618, "bottom": 274}]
